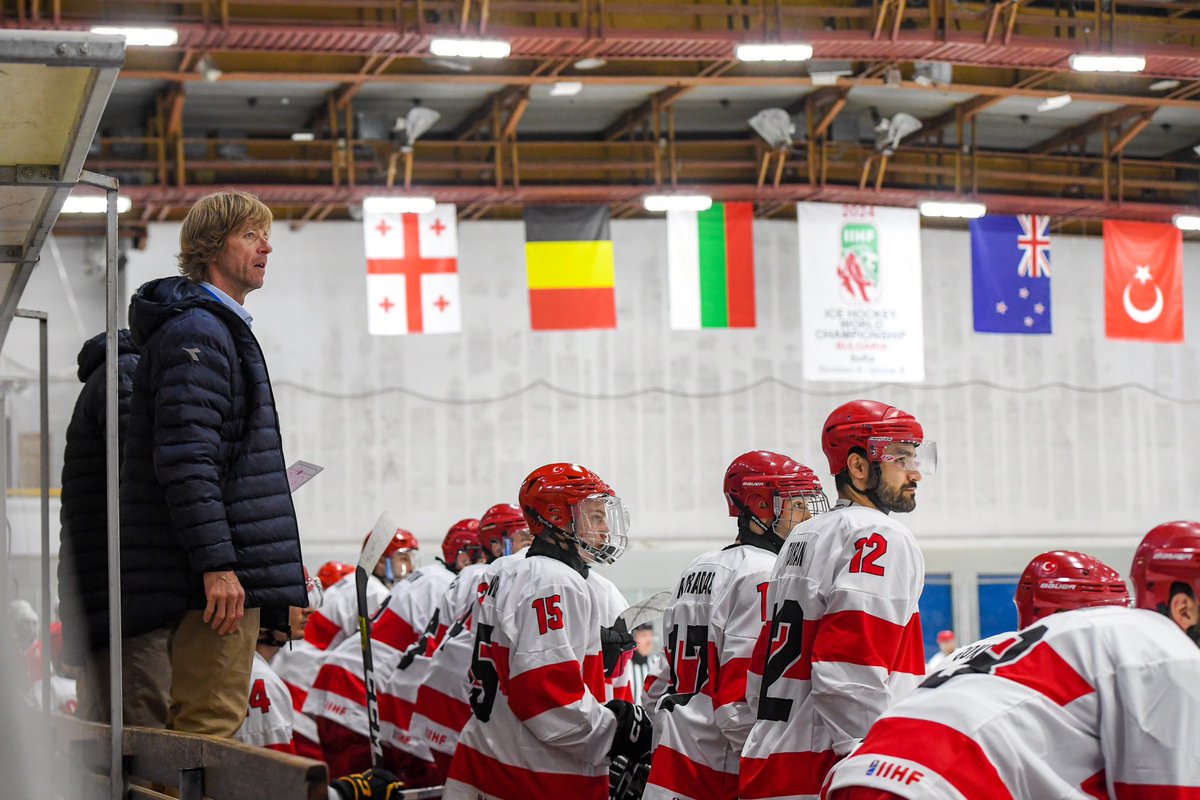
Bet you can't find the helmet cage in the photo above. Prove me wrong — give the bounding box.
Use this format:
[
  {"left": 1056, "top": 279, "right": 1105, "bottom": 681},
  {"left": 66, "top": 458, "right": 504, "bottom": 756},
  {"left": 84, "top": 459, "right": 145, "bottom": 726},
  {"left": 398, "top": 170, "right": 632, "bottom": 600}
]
[
  {"left": 570, "top": 493, "right": 631, "bottom": 565},
  {"left": 305, "top": 573, "right": 325, "bottom": 610}
]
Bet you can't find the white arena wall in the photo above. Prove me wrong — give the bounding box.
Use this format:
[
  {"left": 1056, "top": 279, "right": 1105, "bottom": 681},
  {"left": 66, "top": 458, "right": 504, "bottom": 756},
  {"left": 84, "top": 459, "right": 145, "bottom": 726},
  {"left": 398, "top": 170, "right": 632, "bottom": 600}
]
[{"left": 4, "top": 219, "right": 1199, "bottom": 640}]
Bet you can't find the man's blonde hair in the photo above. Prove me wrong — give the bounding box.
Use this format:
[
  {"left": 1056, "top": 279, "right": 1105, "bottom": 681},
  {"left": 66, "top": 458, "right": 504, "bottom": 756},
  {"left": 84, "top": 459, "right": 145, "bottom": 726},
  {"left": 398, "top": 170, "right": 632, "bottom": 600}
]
[{"left": 177, "top": 191, "right": 273, "bottom": 282}]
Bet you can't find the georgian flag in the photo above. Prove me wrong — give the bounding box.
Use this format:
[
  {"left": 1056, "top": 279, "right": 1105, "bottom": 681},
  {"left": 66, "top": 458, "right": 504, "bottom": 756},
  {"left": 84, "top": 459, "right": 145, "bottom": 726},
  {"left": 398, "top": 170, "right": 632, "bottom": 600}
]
[{"left": 363, "top": 204, "right": 461, "bottom": 335}]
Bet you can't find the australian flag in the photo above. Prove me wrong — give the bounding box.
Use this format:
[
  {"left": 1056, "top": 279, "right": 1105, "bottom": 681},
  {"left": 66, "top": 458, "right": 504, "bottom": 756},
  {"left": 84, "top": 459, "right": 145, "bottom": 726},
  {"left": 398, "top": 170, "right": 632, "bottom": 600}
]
[{"left": 971, "top": 214, "right": 1052, "bottom": 334}]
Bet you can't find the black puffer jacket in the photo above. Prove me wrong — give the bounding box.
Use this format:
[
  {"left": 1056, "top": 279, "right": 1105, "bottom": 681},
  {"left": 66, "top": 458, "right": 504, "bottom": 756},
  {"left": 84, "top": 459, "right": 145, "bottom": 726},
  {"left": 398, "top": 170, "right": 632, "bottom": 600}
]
[
  {"left": 57, "top": 330, "right": 139, "bottom": 664},
  {"left": 120, "top": 277, "right": 305, "bottom": 637}
]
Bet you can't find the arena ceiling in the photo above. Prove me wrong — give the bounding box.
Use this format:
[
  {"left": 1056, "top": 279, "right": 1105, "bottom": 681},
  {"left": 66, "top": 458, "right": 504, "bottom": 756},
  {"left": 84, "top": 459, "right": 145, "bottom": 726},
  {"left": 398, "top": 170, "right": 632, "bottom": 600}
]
[{"left": 7, "top": 0, "right": 1200, "bottom": 232}]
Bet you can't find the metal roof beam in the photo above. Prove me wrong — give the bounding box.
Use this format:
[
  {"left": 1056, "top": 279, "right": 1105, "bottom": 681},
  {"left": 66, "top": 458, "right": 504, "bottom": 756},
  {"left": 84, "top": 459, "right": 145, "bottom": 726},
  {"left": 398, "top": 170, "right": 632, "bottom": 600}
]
[
  {"left": 452, "top": 85, "right": 526, "bottom": 140},
  {"left": 602, "top": 85, "right": 693, "bottom": 141},
  {"left": 116, "top": 69, "right": 1200, "bottom": 112},
  {"left": 916, "top": 95, "right": 1004, "bottom": 141},
  {"left": 1029, "top": 105, "right": 1154, "bottom": 155},
  {"left": 1109, "top": 110, "right": 1157, "bottom": 157}
]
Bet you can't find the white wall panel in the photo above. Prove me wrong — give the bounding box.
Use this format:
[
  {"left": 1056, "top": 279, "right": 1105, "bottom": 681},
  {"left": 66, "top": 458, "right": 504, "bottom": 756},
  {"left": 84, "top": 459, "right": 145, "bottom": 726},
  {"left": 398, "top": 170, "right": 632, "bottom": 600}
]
[{"left": 97, "top": 219, "right": 1200, "bottom": 594}]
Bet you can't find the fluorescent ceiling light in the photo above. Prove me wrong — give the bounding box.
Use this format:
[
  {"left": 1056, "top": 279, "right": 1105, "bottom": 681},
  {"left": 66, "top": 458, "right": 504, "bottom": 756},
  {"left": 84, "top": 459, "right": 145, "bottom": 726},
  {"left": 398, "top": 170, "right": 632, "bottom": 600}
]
[
  {"left": 90, "top": 26, "right": 179, "bottom": 47},
  {"left": 1068, "top": 54, "right": 1145, "bottom": 73},
  {"left": 736, "top": 43, "right": 813, "bottom": 62},
  {"left": 919, "top": 200, "right": 987, "bottom": 219},
  {"left": 1036, "top": 94, "right": 1072, "bottom": 112},
  {"left": 550, "top": 81, "right": 583, "bottom": 97},
  {"left": 1174, "top": 214, "right": 1200, "bottom": 232},
  {"left": 1149, "top": 79, "right": 1180, "bottom": 92},
  {"left": 61, "top": 196, "right": 132, "bottom": 214},
  {"left": 363, "top": 196, "right": 437, "bottom": 214},
  {"left": 643, "top": 194, "right": 713, "bottom": 212},
  {"left": 291, "top": 132, "right": 315, "bottom": 142},
  {"left": 573, "top": 57, "right": 606, "bottom": 70},
  {"left": 428, "top": 38, "right": 510, "bottom": 59}
]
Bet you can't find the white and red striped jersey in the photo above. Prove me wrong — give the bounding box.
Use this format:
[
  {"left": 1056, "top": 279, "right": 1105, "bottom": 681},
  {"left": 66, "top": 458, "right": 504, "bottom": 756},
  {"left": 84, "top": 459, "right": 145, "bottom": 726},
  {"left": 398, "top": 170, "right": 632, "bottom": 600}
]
[
  {"left": 643, "top": 541, "right": 776, "bottom": 800},
  {"left": 740, "top": 500, "right": 926, "bottom": 800},
  {"left": 406, "top": 550, "right": 529, "bottom": 759},
  {"left": 443, "top": 553, "right": 617, "bottom": 800},
  {"left": 823, "top": 606, "right": 1200, "bottom": 800},
  {"left": 588, "top": 567, "right": 633, "bottom": 703},
  {"left": 235, "top": 652, "right": 295, "bottom": 753},
  {"left": 272, "top": 639, "right": 322, "bottom": 751},
  {"left": 304, "top": 561, "right": 455, "bottom": 740},
  {"left": 381, "top": 560, "right": 492, "bottom": 759},
  {"left": 304, "top": 572, "right": 389, "bottom": 652}
]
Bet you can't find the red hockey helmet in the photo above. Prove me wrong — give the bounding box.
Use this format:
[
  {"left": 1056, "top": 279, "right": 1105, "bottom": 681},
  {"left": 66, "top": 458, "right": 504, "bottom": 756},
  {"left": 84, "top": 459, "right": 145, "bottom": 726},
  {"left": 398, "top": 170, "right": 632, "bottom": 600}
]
[
  {"left": 479, "top": 503, "right": 529, "bottom": 552},
  {"left": 519, "top": 463, "right": 629, "bottom": 564},
  {"left": 724, "top": 450, "right": 830, "bottom": 519},
  {"left": 362, "top": 528, "right": 419, "bottom": 557},
  {"left": 1130, "top": 521, "right": 1200, "bottom": 614},
  {"left": 1014, "top": 550, "right": 1130, "bottom": 628},
  {"left": 316, "top": 561, "right": 355, "bottom": 590},
  {"left": 442, "top": 518, "right": 483, "bottom": 564},
  {"left": 820, "top": 399, "right": 932, "bottom": 476}
]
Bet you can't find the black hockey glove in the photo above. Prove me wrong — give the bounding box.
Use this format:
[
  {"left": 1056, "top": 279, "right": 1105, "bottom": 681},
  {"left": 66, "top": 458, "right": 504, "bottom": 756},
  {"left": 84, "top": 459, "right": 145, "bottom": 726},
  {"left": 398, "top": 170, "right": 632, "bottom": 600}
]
[
  {"left": 329, "top": 768, "right": 405, "bottom": 800},
  {"left": 600, "top": 618, "right": 635, "bottom": 677},
  {"left": 605, "top": 699, "right": 653, "bottom": 762}
]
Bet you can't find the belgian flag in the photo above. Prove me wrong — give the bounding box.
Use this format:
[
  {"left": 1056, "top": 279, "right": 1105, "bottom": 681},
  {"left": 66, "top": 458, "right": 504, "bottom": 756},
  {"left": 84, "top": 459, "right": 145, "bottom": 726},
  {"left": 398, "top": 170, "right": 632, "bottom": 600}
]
[{"left": 524, "top": 205, "right": 617, "bottom": 330}]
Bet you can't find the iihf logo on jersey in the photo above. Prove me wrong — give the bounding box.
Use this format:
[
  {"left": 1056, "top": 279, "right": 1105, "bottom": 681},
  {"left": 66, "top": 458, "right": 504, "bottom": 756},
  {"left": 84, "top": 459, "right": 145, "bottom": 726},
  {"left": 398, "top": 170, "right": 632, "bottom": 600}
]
[{"left": 865, "top": 759, "right": 925, "bottom": 785}]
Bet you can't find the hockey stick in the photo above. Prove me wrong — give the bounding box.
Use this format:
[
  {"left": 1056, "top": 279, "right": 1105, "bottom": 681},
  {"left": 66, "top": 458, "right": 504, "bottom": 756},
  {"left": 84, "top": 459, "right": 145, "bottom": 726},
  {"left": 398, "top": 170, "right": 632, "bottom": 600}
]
[
  {"left": 617, "top": 590, "right": 672, "bottom": 632},
  {"left": 358, "top": 511, "right": 399, "bottom": 769}
]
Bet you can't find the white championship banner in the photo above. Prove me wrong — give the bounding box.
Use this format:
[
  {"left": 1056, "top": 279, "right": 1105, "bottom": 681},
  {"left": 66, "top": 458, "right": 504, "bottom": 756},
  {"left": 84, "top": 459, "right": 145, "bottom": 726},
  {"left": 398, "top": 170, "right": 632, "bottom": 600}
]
[{"left": 798, "top": 202, "right": 925, "bottom": 383}]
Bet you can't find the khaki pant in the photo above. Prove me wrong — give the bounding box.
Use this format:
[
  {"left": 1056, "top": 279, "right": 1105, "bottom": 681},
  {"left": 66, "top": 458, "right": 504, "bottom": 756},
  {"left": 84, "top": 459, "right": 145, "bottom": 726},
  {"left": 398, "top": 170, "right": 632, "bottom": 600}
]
[
  {"left": 166, "top": 607, "right": 260, "bottom": 738},
  {"left": 77, "top": 627, "right": 171, "bottom": 728}
]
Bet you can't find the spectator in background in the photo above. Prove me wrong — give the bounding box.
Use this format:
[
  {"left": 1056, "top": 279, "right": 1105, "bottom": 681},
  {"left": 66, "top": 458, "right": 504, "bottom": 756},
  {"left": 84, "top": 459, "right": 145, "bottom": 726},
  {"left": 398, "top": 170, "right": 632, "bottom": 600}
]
[
  {"left": 55, "top": 329, "right": 166, "bottom": 725},
  {"left": 120, "top": 190, "right": 306, "bottom": 737},
  {"left": 628, "top": 623, "right": 660, "bottom": 707},
  {"left": 924, "top": 630, "right": 956, "bottom": 673}
]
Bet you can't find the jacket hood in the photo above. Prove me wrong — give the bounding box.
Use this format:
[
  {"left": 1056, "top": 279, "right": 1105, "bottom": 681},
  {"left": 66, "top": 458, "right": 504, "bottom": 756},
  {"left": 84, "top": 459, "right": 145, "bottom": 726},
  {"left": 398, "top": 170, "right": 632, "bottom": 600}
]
[
  {"left": 76, "top": 328, "right": 138, "bottom": 382},
  {"left": 128, "top": 277, "right": 223, "bottom": 348}
]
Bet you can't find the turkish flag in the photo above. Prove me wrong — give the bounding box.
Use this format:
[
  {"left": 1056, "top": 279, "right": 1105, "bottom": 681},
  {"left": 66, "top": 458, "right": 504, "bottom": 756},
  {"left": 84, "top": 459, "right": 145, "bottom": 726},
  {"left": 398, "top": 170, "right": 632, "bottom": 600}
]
[{"left": 1104, "top": 220, "right": 1184, "bottom": 343}]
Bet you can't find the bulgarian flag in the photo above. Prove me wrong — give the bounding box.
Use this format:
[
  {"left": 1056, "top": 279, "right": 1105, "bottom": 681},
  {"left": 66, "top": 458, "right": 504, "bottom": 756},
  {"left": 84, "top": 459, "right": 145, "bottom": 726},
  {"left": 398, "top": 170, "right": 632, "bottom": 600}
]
[{"left": 667, "top": 202, "right": 756, "bottom": 329}]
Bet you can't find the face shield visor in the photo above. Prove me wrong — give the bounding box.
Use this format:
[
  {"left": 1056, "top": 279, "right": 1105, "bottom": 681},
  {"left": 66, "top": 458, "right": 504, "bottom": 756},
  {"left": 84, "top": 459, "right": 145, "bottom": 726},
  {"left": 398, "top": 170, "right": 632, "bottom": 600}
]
[
  {"left": 870, "top": 438, "right": 937, "bottom": 476},
  {"left": 572, "top": 494, "right": 631, "bottom": 565}
]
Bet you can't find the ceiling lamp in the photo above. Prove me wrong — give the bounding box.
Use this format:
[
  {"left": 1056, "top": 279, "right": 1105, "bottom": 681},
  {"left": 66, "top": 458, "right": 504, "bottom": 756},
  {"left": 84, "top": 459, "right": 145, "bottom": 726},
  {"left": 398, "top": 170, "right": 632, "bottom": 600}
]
[
  {"left": 1068, "top": 54, "right": 1145, "bottom": 73},
  {"left": 1174, "top": 214, "right": 1200, "bottom": 232},
  {"left": 90, "top": 26, "right": 179, "bottom": 47},
  {"left": 550, "top": 81, "right": 583, "bottom": 97},
  {"left": 573, "top": 57, "right": 606, "bottom": 70},
  {"left": 919, "top": 200, "right": 987, "bottom": 219},
  {"left": 1036, "top": 94, "right": 1073, "bottom": 112},
  {"left": 363, "top": 196, "right": 437, "bottom": 214},
  {"left": 736, "top": 43, "right": 813, "bottom": 62},
  {"left": 61, "top": 196, "right": 132, "bottom": 214},
  {"left": 1148, "top": 79, "right": 1180, "bottom": 92},
  {"left": 643, "top": 194, "right": 713, "bottom": 212},
  {"left": 429, "top": 38, "right": 510, "bottom": 59}
]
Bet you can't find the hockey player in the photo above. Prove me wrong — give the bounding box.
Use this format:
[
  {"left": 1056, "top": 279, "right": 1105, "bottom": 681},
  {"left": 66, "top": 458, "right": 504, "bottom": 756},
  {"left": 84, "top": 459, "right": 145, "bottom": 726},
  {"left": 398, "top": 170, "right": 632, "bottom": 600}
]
[
  {"left": 306, "top": 520, "right": 476, "bottom": 777},
  {"left": 643, "top": 450, "right": 830, "bottom": 800},
  {"left": 235, "top": 573, "right": 322, "bottom": 753},
  {"left": 1013, "top": 549, "right": 1131, "bottom": 628},
  {"left": 444, "top": 464, "right": 652, "bottom": 800},
  {"left": 822, "top": 523, "right": 1200, "bottom": 800},
  {"left": 317, "top": 561, "right": 356, "bottom": 590},
  {"left": 403, "top": 503, "right": 535, "bottom": 785},
  {"left": 740, "top": 400, "right": 933, "bottom": 800},
  {"left": 275, "top": 534, "right": 416, "bottom": 759},
  {"left": 305, "top": 531, "right": 418, "bottom": 651}
]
